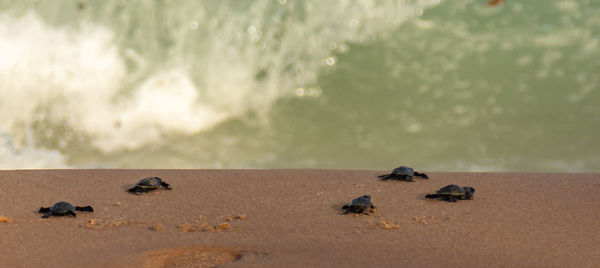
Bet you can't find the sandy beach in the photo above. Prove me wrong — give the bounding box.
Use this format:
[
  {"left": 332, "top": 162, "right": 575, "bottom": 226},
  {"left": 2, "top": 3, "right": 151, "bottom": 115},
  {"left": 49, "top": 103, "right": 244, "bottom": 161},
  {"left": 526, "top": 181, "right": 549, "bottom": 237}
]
[{"left": 0, "top": 169, "right": 599, "bottom": 267}]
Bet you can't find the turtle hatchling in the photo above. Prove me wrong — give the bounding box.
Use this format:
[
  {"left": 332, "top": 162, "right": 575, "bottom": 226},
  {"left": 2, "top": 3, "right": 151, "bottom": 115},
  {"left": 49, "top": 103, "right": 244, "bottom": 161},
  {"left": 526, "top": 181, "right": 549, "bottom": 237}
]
[
  {"left": 38, "top": 201, "right": 94, "bottom": 218},
  {"left": 128, "top": 176, "right": 172, "bottom": 195},
  {"left": 378, "top": 165, "right": 429, "bottom": 182},
  {"left": 342, "top": 195, "right": 376, "bottom": 214},
  {"left": 425, "top": 184, "right": 475, "bottom": 202}
]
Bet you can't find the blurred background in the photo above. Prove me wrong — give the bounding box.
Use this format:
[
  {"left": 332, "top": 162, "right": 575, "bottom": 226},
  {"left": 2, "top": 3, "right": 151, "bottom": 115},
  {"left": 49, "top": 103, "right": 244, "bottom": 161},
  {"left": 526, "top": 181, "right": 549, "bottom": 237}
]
[{"left": 0, "top": 0, "right": 598, "bottom": 171}]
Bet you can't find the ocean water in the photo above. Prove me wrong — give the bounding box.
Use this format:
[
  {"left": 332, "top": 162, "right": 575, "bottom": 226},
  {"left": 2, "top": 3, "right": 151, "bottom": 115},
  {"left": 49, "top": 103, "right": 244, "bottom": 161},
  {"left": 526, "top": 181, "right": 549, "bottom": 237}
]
[{"left": 0, "top": 0, "right": 598, "bottom": 171}]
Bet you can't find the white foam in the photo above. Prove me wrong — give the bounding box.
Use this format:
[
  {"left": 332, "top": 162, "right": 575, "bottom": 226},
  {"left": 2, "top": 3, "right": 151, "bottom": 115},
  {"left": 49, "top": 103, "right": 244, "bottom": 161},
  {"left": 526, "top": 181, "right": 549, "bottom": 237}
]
[
  {"left": 0, "top": 13, "right": 234, "bottom": 152},
  {"left": 0, "top": 1, "right": 439, "bottom": 163},
  {"left": 0, "top": 12, "right": 126, "bottom": 150},
  {"left": 0, "top": 131, "right": 70, "bottom": 169}
]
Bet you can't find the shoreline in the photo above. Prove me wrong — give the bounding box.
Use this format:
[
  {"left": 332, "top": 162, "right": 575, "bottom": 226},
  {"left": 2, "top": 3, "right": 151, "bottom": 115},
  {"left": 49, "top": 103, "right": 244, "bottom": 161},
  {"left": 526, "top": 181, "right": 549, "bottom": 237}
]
[{"left": 1, "top": 169, "right": 598, "bottom": 267}]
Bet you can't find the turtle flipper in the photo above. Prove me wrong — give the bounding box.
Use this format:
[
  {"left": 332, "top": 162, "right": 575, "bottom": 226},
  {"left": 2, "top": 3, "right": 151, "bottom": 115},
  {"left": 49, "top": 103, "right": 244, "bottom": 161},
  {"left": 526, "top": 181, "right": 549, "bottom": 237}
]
[
  {"left": 160, "top": 181, "right": 172, "bottom": 190},
  {"left": 65, "top": 210, "right": 77, "bottom": 217},
  {"left": 75, "top": 206, "right": 94, "bottom": 212},
  {"left": 128, "top": 186, "right": 139, "bottom": 193},
  {"left": 426, "top": 194, "right": 458, "bottom": 202},
  {"left": 414, "top": 172, "right": 429, "bottom": 179},
  {"left": 41, "top": 213, "right": 51, "bottom": 218},
  {"left": 377, "top": 174, "right": 392, "bottom": 180},
  {"left": 425, "top": 194, "right": 442, "bottom": 199},
  {"left": 460, "top": 194, "right": 474, "bottom": 200},
  {"left": 369, "top": 204, "right": 377, "bottom": 213},
  {"left": 341, "top": 205, "right": 351, "bottom": 214},
  {"left": 446, "top": 196, "right": 458, "bottom": 202},
  {"left": 39, "top": 207, "right": 51, "bottom": 213},
  {"left": 128, "top": 186, "right": 148, "bottom": 194}
]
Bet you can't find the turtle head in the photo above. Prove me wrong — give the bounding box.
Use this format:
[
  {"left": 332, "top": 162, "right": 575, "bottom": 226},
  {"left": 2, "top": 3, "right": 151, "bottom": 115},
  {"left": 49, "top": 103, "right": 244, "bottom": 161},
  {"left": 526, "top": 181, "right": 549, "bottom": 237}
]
[{"left": 464, "top": 186, "right": 475, "bottom": 199}]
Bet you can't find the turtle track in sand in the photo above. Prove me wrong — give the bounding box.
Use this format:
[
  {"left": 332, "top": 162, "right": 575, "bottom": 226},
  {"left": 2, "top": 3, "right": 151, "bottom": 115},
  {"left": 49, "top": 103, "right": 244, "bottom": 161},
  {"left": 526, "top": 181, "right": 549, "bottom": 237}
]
[{"left": 140, "top": 246, "right": 245, "bottom": 268}]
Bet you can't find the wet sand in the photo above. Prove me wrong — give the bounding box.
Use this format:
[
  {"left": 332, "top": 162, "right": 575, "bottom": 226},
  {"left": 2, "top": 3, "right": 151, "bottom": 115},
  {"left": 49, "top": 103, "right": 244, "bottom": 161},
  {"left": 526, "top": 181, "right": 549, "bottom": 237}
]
[{"left": 0, "top": 169, "right": 599, "bottom": 267}]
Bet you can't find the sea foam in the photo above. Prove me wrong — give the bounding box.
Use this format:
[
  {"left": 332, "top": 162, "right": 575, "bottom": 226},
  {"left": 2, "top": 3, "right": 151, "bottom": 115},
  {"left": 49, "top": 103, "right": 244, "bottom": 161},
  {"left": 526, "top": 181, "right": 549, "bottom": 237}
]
[{"left": 0, "top": 1, "right": 442, "bottom": 168}]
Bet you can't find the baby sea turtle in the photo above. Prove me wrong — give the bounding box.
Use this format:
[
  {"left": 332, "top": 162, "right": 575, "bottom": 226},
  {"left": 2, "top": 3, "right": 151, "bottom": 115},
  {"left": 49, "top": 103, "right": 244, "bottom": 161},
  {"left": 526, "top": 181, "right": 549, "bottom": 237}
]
[
  {"left": 128, "top": 176, "right": 172, "bottom": 195},
  {"left": 378, "top": 166, "right": 429, "bottom": 182},
  {"left": 38, "top": 201, "right": 94, "bottom": 218},
  {"left": 342, "top": 195, "right": 376, "bottom": 214},
  {"left": 425, "top": 184, "right": 475, "bottom": 202}
]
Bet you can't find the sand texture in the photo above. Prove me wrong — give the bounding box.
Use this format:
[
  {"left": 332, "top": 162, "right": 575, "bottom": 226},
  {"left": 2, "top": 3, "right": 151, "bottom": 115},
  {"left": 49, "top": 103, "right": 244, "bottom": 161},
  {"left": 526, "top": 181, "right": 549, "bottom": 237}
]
[{"left": 0, "top": 169, "right": 599, "bottom": 267}]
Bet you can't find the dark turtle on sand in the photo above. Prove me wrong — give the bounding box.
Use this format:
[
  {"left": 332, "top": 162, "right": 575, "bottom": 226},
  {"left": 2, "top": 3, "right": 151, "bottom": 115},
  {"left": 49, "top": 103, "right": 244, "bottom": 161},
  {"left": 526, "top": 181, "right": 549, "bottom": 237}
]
[
  {"left": 128, "top": 177, "right": 172, "bottom": 195},
  {"left": 378, "top": 166, "right": 429, "bottom": 182},
  {"left": 425, "top": 184, "right": 475, "bottom": 202},
  {"left": 342, "top": 195, "right": 376, "bottom": 214},
  {"left": 38, "top": 201, "right": 94, "bottom": 218}
]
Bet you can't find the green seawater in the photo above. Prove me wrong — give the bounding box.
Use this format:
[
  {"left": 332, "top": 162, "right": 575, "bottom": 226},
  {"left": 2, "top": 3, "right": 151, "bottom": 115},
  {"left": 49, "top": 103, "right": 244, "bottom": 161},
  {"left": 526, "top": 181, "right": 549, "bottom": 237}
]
[{"left": 0, "top": 0, "right": 598, "bottom": 171}]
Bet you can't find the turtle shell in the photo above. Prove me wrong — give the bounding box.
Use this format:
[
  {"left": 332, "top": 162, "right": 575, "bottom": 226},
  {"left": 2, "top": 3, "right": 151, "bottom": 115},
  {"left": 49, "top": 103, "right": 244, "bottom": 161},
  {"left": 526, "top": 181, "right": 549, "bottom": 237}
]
[
  {"left": 436, "top": 185, "right": 475, "bottom": 196},
  {"left": 128, "top": 176, "right": 172, "bottom": 194},
  {"left": 50, "top": 201, "right": 75, "bottom": 214},
  {"left": 391, "top": 166, "right": 414, "bottom": 176},
  {"left": 426, "top": 185, "right": 475, "bottom": 202},
  {"left": 342, "top": 195, "right": 376, "bottom": 214},
  {"left": 435, "top": 185, "right": 465, "bottom": 195},
  {"left": 136, "top": 177, "right": 163, "bottom": 188}
]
